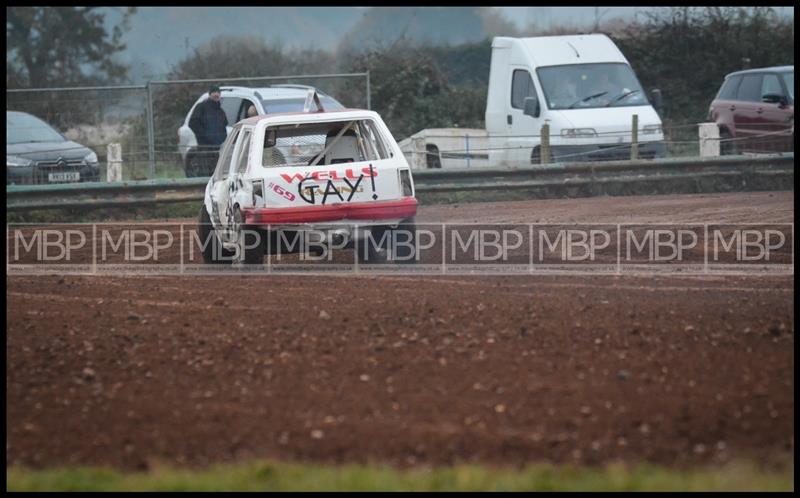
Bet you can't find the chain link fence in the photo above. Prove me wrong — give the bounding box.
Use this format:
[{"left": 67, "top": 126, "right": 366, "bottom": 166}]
[{"left": 7, "top": 72, "right": 370, "bottom": 182}]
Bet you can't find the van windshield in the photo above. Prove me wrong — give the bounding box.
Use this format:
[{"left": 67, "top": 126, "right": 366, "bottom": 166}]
[{"left": 536, "top": 63, "right": 648, "bottom": 110}]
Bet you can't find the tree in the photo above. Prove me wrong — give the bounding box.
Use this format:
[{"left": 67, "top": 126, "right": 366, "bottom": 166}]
[
  {"left": 6, "top": 7, "right": 138, "bottom": 139},
  {"left": 6, "top": 7, "right": 136, "bottom": 88},
  {"left": 342, "top": 40, "right": 486, "bottom": 140},
  {"left": 428, "top": 39, "right": 492, "bottom": 87},
  {"left": 337, "top": 7, "right": 516, "bottom": 56},
  {"left": 613, "top": 7, "right": 794, "bottom": 128}
]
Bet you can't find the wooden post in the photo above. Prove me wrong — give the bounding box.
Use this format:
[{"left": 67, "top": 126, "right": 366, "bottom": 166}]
[
  {"left": 540, "top": 122, "right": 551, "bottom": 164},
  {"left": 698, "top": 123, "right": 720, "bottom": 157},
  {"left": 107, "top": 143, "right": 122, "bottom": 182},
  {"left": 631, "top": 114, "right": 639, "bottom": 160}
]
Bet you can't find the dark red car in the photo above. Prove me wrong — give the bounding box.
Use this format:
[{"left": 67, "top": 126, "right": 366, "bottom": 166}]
[{"left": 708, "top": 66, "right": 793, "bottom": 154}]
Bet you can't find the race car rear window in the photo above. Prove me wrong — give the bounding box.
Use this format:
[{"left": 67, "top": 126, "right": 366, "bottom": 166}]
[{"left": 262, "top": 119, "right": 390, "bottom": 168}]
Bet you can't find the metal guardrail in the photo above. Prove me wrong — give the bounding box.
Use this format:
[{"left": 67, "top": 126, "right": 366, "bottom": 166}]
[
  {"left": 6, "top": 154, "right": 794, "bottom": 212},
  {"left": 414, "top": 153, "right": 794, "bottom": 193}
]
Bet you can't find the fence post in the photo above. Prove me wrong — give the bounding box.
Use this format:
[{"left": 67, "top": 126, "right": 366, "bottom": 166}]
[
  {"left": 145, "top": 82, "right": 156, "bottom": 179},
  {"left": 540, "top": 122, "right": 551, "bottom": 164},
  {"left": 698, "top": 123, "right": 720, "bottom": 157},
  {"left": 106, "top": 143, "right": 122, "bottom": 182},
  {"left": 366, "top": 71, "right": 371, "bottom": 110},
  {"left": 631, "top": 114, "right": 639, "bottom": 160}
]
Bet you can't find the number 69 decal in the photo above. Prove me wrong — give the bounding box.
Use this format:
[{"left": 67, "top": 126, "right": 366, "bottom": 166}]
[{"left": 267, "top": 182, "right": 296, "bottom": 201}]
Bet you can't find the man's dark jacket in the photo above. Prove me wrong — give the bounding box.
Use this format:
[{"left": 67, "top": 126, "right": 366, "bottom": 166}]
[{"left": 189, "top": 98, "right": 228, "bottom": 147}]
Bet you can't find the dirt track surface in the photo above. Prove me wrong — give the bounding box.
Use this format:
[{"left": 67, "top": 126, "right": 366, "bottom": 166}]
[{"left": 6, "top": 192, "right": 795, "bottom": 471}]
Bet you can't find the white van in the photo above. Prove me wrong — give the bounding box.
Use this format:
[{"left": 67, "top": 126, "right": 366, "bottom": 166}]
[{"left": 400, "top": 34, "right": 666, "bottom": 169}]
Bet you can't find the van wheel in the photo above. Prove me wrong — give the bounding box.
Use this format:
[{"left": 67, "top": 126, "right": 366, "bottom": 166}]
[
  {"left": 198, "top": 205, "right": 233, "bottom": 264},
  {"left": 720, "top": 130, "right": 737, "bottom": 155}
]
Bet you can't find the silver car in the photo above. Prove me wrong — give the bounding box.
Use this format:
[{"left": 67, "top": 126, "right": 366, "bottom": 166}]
[{"left": 178, "top": 85, "right": 344, "bottom": 177}]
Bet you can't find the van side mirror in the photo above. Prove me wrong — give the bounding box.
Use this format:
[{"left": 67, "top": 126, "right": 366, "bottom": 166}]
[
  {"left": 650, "top": 88, "right": 663, "bottom": 111},
  {"left": 523, "top": 97, "right": 540, "bottom": 118},
  {"left": 762, "top": 93, "right": 787, "bottom": 106}
]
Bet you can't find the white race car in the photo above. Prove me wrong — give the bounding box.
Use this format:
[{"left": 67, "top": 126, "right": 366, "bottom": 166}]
[{"left": 199, "top": 92, "right": 418, "bottom": 265}]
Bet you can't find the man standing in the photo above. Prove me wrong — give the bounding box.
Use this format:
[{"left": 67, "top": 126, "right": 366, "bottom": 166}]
[{"left": 188, "top": 85, "right": 228, "bottom": 175}]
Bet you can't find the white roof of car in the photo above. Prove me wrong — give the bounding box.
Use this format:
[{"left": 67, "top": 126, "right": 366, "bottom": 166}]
[{"left": 495, "top": 34, "right": 627, "bottom": 67}]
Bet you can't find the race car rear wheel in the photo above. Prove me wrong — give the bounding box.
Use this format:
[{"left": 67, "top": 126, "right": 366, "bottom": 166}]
[
  {"left": 232, "top": 208, "right": 265, "bottom": 265},
  {"left": 198, "top": 205, "right": 233, "bottom": 264},
  {"left": 356, "top": 225, "right": 389, "bottom": 264},
  {"left": 393, "top": 217, "right": 418, "bottom": 265},
  {"left": 356, "top": 217, "right": 417, "bottom": 264}
]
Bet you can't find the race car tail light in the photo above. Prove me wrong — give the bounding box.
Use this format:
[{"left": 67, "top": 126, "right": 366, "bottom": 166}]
[{"left": 399, "top": 169, "right": 413, "bottom": 197}]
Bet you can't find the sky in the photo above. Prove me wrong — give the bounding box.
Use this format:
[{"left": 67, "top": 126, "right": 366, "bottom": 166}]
[{"left": 104, "top": 7, "right": 794, "bottom": 83}]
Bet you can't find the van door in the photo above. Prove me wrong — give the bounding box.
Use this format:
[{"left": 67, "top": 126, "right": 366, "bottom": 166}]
[
  {"left": 758, "top": 73, "right": 793, "bottom": 152},
  {"left": 732, "top": 73, "right": 763, "bottom": 151},
  {"left": 712, "top": 74, "right": 742, "bottom": 140},
  {"left": 508, "top": 67, "right": 541, "bottom": 166}
]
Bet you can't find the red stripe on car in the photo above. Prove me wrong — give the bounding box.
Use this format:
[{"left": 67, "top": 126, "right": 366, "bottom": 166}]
[{"left": 241, "top": 198, "right": 418, "bottom": 225}]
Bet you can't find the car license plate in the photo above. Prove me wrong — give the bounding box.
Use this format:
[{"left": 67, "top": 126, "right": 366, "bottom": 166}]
[{"left": 48, "top": 171, "right": 80, "bottom": 182}]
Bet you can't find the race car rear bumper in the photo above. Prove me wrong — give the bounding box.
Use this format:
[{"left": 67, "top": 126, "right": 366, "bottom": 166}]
[{"left": 241, "top": 198, "right": 418, "bottom": 225}]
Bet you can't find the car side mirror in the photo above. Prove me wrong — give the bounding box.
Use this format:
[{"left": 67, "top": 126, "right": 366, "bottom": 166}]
[
  {"left": 265, "top": 129, "right": 277, "bottom": 148},
  {"left": 523, "top": 97, "right": 540, "bottom": 118},
  {"left": 762, "top": 93, "right": 787, "bottom": 106},
  {"left": 650, "top": 88, "right": 663, "bottom": 111}
]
